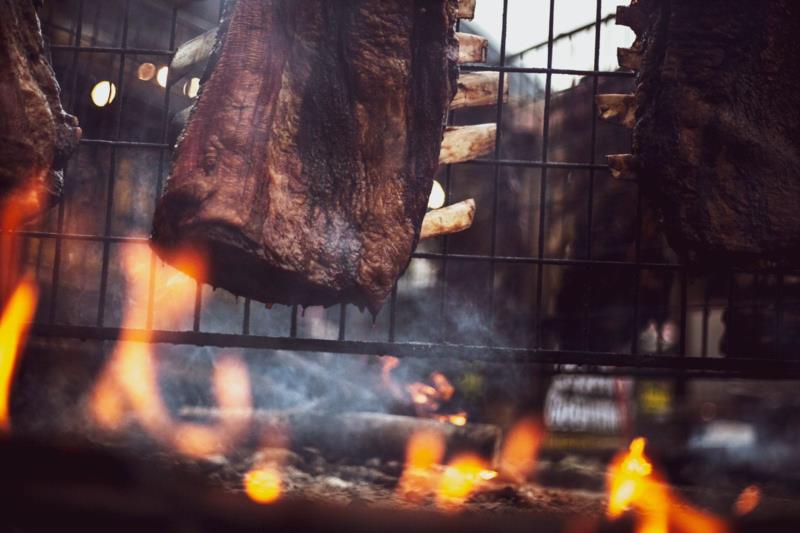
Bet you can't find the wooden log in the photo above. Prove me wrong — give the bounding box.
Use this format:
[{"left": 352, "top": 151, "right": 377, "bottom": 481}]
[
  {"left": 440, "top": 124, "right": 495, "bottom": 165},
  {"left": 168, "top": 27, "right": 217, "bottom": 87},
  {"left": 596, "top": 94, "right": 636, "bottom": 128},
  {"left": 451, "top": 72, "right": 509, "bottom": 110},
  {"left": 458, "top": 0, "right": 477, "bottom": 20},
  {"left": 456, "top": 32, "right": 488, "bottom": 64},
  {"left": 180, "top": 410, "right": 501, "bottom": 464},
  {"left": 616, "top": 4, "right": 647, "bottom": 35},
  {"left": 617, "top": 47, "right": 642, "bottom": 70},
  {"left": 607, "top": 154, "right": 638, "bottom": 180},
  {"left": 421, "top": 199, "right": 476, "bottom": 239}
]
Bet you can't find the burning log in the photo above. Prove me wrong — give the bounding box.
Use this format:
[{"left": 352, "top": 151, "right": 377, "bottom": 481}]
[
  {"left": 180, "top": 410, "right": 501, "bottom": 464},
  {"left": 420, "top": 199, "right": 476, "bottom": 239}
]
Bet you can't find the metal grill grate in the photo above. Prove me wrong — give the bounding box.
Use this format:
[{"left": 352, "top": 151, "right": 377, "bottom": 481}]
[{"left": 10, "top": 0, "right": 800, "bottom": 379}]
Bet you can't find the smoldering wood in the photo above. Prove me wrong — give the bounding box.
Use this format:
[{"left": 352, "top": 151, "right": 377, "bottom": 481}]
[
  {"left": 439, "top": 124, "right": 496, "bottom": 165},
  {"left": 152, "top": 0, "right": 459, "bottom": 314},
  {"left": 456, "top": 32, "right": 488, "bottom": 64},
  {"left": 179, "top": 410, "right": 501, "bottom": 463},
  {"left": 420, "top": 199, "right": 476, "bottom": 239},
  {"left": 0, "top": 0, "right": 80, "bottom": 213},
  {"left": 451, "top": 72, "right": 510, "bottom": 110},
  {"left": 612, "top": 0, "right": 800, "bottom": 265},
  {"left": 595, "top": 94, "right": 635, "bottom": 129}
]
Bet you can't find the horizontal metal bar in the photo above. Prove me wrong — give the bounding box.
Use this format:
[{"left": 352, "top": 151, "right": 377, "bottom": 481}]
[
  {"left": 81, "top": 139, "right": 171, "bottom": 149},
  {"left": 50, "top": 45, "right": 174, "bottom": 56},
  {"left": 29, "top": 323, "right": 800, "bottom": 379},
  {"left": 462, "top": 158, "right": 620, "bottom": 173},
  {"left": 461, "top": 64, "right": 635, "bottom": 78},
  {"left": 413, "top": 252, "right": 682, "bottom": 270}
]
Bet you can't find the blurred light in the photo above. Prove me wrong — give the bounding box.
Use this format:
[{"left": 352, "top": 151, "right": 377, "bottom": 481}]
[
  {"left": 428, "top": 180, "right": 445, "bottom": 209},
  {"left": 91, "top": 81, "right": 117, "bottom": 107},
  {"left": 184, "top": 77, "right": 200, "bottom": 98},
  {"left": 244, "top": 466, "right": 282, "bottom": 504},
  {"left": 156, "top": 66, "right": 169, "bottom": 88},
  {"left": 137, "top": 62, "right": 156, "bottom": 81}
]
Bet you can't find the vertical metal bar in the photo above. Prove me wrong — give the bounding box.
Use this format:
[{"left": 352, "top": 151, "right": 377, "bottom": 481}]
[
  {"left": 726, "top": 271, "right": 736, "bottom": 350},
  {"left": 775, "top": 272, "right": 785, "bottom": 357},
  {"left": 49, "top": 0, "right": 85, "bottom": 323},
  {"left": 193, "top": 281, "right": 202, "bottom": 331},
  {"left": 486, "top": 0, "right": 510, "bottom": 336},
  {"left": 534, "top": 0, "right": 557, "bottom": 349},
  {"left": 243, "top": 298, "right": 251, "bottom": 335},
  {"left": 338, "top": 303, "right": 347, "bottom": 341},
  {"left": 388, "top": 282, "right": 398, "bottom": 342},
  {"left": 96, "top": 0, "right": 132, "bottom": 327},
  {"left": 437, "top": 19, "right": 462, "bottom": 343},
  {"left": 290, "top": 304, "right": 298, "bottom": 337},
  {"left": 146, "top": 5, "right": 179, "bottom": 330},
  {"left": 678, "top": 268, "right": 688, "bottom": 356},
  {"left": 583, "top": 0, "right": 603, "bottom": 349},
  {"left": 630, "top": 187, "right": 643, "bottom": 354},
  {"left": 701, "top": 276, "right": 711, "bottom": 357}
]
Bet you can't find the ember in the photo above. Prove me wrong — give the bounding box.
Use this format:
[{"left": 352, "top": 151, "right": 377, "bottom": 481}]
[
  {"left": 244, "top": 465, "right": 282, "bottom": 505},
  {"left": 381, "top": 356, "right": 466, "bottom": 425}
]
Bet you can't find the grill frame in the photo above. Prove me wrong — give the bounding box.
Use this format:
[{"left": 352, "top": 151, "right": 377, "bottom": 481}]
[{"left": 10, "top": 0, "right": 800, "bottom": 380}]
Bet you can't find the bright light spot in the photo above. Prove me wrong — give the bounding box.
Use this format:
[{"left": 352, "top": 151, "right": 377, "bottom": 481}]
[
  {"left": 428, "top": 180, "right": 446, "bottom": 209},
  {"left": 91, "top": 81, "right": 117, "bottom": 107},
  {"left": 156, "top": 66, "right": 169, "bottom": 88},
  {"left": 184, "top": 77, "right": 201, "bottom": 98},
  {"left": 244, "top": 466, "right": 282, "bottom": 504},
  {"left": 479, "top": 470, "right": 498, "bottom": 481},
  {"left": 137, "top": 62, "right": 156, "bottom": 81}
]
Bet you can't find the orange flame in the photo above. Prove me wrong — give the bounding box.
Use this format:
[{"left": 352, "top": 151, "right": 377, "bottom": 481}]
[
  {"left": 90, "top": 244, "right": 252, "bottom": 457},
  {"left": 607, "top": 438, "right": 728, "bottom": 533},
  {"left": 381, "top": 356, "right": 465, "bottom": 425},
  {"left": 499, "top": 417, "right": 542, "bottom": 483},
  {"left": 398, "top": 429, "right": 446, "bottom": 501},
  {"left": 0, "top": 280, "right": 38, "bottom": 431},
  {"left": 244, "top": 464, "right": 282, "bottom": 505}
]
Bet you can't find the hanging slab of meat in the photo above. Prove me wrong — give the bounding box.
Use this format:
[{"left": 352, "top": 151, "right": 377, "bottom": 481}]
[
  {"left": 602, "top": 0, "right": 800, "bottom": 266},
  {"left": 0, "top": 0, "right": 80, "bottom": 219},
  {"left": 152, "top": 0, "right": 463, "bottom": 313}
]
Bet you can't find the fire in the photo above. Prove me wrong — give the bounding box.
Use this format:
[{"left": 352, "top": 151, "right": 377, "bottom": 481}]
[
  {"left": 499, "top": 417, "right": 542, "bottom": 482},
  {"left": 606, "top": 437, "right": 728, "bottom": 533},
  {"left": 733, "top": 485, "right": 761, "bottom": 516},
  {"left": 398, "top": 429, "right": 496, "bottom": 510},
  {"left": 398, "top": 429, "right": 446, "bottom": 501},
  {"left": 436, "top": 453, "right": 491, "bottom": 509},
  {"left": 381, "top": 356, "right": 465, "bottom": 425},
  {"left": 0, "top": 280, "right": 38, "bottom": 431},
  {"left": 244, "top": 464, "right": 282, "bottom": 505},
  {"left": 90, "top": 244, "right": 252, "bottom": 458}
]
